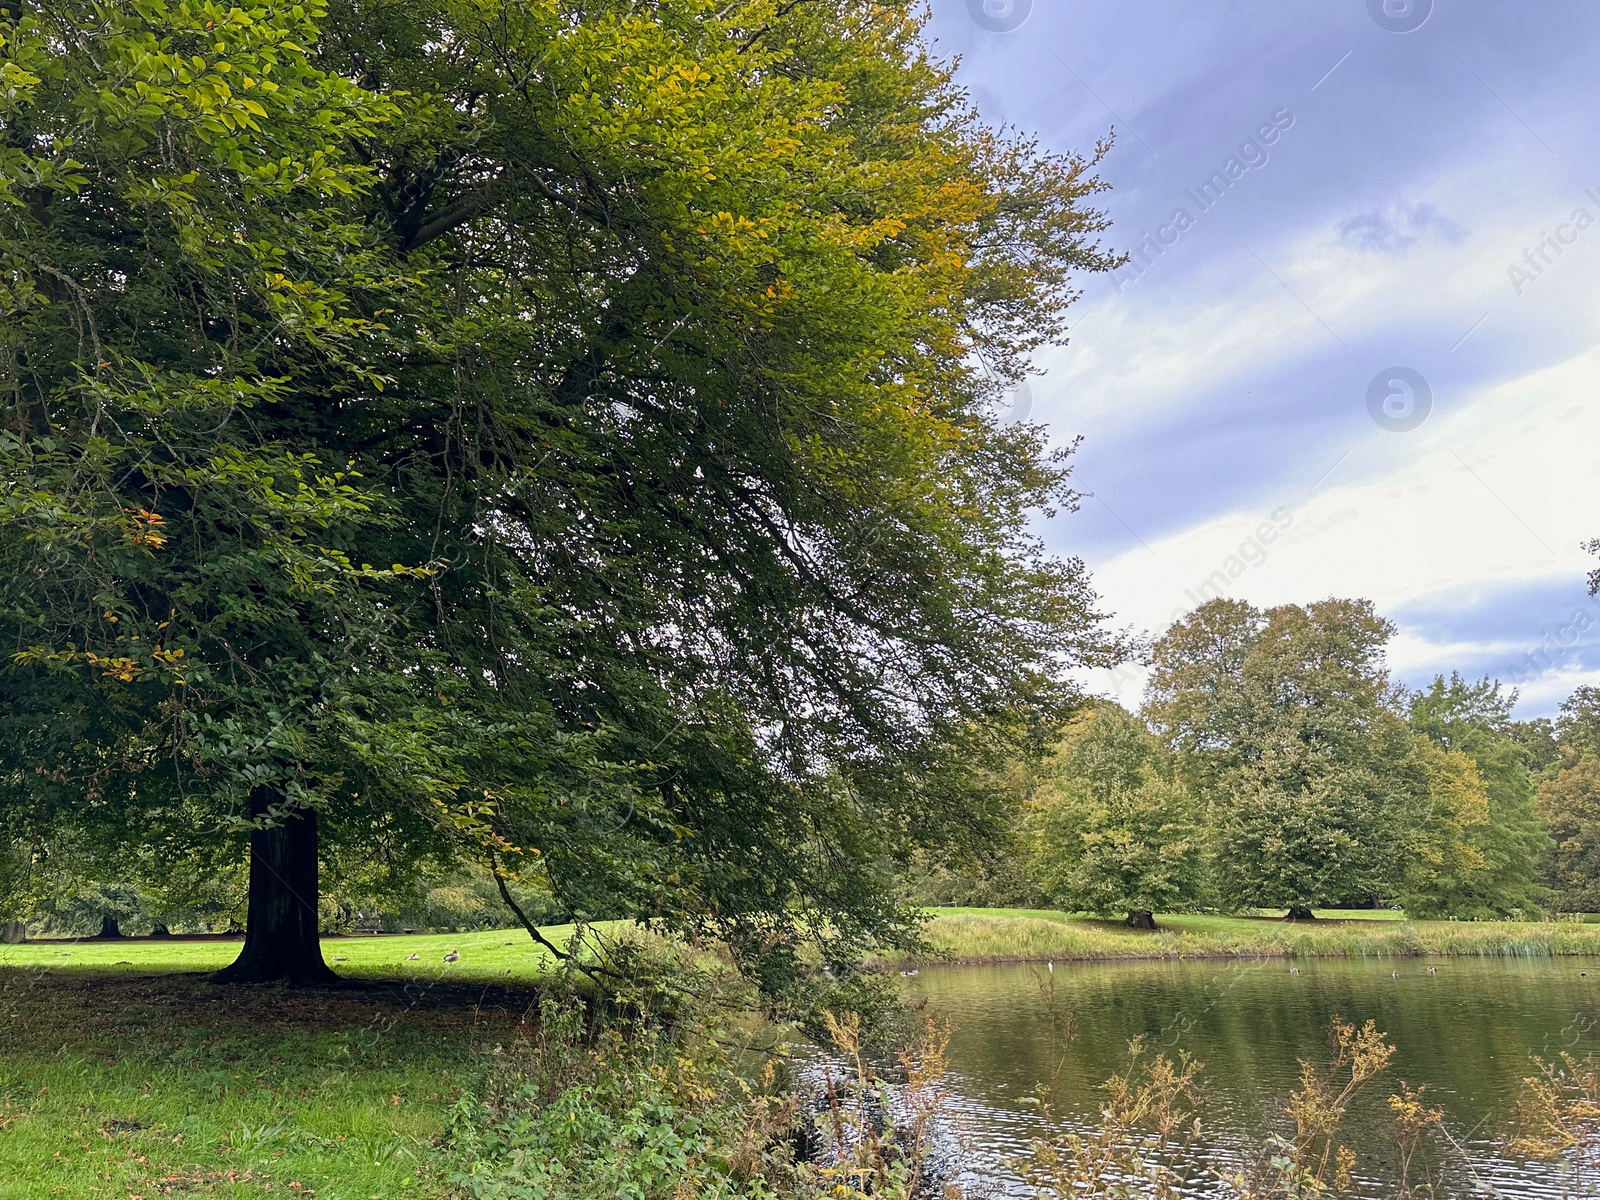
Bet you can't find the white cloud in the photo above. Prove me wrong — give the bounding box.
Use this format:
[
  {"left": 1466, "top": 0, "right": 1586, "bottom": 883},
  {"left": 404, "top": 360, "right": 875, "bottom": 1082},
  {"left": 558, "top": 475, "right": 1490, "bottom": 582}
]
[
  {"left": 1033, "top": 141, "right": 1600, "bottom": 443},
  {"left": 1076, "top": 346, "right": 1600, "bottom": 710}
]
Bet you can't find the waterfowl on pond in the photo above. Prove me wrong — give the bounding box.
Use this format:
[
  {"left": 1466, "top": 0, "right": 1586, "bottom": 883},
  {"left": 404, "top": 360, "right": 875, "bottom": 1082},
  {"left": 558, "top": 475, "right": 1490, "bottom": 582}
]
[
  {"left": 1289, "top": 967, "right": 1300, "bottom": 976},
  {"left": 1427, "top": 966, "right": 1437, "bottom": 974}
]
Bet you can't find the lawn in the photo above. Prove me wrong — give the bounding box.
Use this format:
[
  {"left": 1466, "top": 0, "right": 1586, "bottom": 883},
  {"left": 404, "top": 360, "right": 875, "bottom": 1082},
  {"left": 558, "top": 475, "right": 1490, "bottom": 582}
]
[
  {"left": 0, "top": 926, "right": 588, "bottom": 985},
  {"left": 905, "top": 906, "right": 1600, "bottom": 964},
  {"left": 0, "top": 925, "right": 811, "bottom": 1200},
  {"left": 0, "top": 926, "right": 651, "bottom": 1198},
  {"left": 0, "top": 969, "right": 539, "bottom": 1199}
]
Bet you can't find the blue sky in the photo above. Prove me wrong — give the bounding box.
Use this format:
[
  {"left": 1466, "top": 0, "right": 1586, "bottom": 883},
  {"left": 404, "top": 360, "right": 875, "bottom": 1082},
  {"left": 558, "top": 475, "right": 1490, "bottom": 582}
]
[{"left": 924, "top": 0, "right": 1600, "bottom": 717}]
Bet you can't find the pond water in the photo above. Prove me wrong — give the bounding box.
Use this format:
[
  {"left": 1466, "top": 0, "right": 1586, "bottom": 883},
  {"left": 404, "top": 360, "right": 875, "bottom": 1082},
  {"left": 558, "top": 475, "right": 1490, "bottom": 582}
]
[{"left": 905, "top": 956, "right": 1600, "bottom": 1197}]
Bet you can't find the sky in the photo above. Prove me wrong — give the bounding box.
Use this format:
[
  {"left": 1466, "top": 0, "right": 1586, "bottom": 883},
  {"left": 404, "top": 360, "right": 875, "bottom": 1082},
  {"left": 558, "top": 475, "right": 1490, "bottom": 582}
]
[{"left": 921, "top": 0, "right": 1600, "bottom": 717}]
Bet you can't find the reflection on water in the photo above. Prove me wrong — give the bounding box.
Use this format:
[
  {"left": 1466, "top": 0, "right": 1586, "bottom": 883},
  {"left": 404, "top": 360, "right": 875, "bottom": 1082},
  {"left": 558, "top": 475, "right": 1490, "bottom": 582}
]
[{"left": 907, "top": 957, "right": 1600, "bottom": 1196}]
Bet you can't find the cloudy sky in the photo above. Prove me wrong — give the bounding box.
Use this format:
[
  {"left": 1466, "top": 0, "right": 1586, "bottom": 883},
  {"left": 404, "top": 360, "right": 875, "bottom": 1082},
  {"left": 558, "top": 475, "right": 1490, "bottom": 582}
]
[{"left": 924, "top": 0, "right": 1600, "bottom": 716}]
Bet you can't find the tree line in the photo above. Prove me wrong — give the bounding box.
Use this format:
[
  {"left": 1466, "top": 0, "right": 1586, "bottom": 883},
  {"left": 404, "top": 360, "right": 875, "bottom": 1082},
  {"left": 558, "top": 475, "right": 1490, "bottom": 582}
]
[{"left": 914, "top": 597, "right": 1600, "bottom": 927}]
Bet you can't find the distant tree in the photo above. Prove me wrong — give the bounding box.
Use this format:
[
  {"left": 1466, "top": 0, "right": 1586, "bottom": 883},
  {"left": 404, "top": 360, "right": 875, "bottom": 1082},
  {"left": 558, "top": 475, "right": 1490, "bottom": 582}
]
[
  {"left": 900, "top": 844, "right": 1041, "bottom": 911},
  {"left": 0, "top": 843, "right": 32, "bottom": 937},
  {"left": 1400, "top": 737, "right": 1491, "bottom": 918},
  {"left": 1509, "top": 716, "right": 1562, "bottom": 776},
  {"left": 1408, "top": 675, "right": 1549, "bottom": 917},
  {"left": 1145, "top": 599, "right": 1426, "bottom": 919},
  {"left": 1536, "top": 757, "right": 1600, "bottom": 913},
  {"left": 1027, "top": 703, "right": 1204, "bottom": 929},
  {"left": 31, "top": 879, "right": 145, "bottom": 939},
  {"left": 901, "top": 717, "right": 1055, "bottom": 911},
  {"left": 1557, "top": 688, "right": 1600, "bottom": 762}
]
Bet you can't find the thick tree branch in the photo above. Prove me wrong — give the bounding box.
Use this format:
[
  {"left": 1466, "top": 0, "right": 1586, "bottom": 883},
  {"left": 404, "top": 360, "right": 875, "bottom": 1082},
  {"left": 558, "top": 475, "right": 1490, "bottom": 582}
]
[
  {"left": 402, "top": 170, "right": 588, "bottom": 252},
  {"left": 403, "top": 194, "right": 491, "bottom": 251}
]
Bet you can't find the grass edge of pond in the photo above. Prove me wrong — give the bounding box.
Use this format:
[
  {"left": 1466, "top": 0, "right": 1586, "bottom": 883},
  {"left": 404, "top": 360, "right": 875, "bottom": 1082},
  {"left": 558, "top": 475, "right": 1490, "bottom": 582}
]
[{"left": 887, "top": 908, "right": 1600, "bottom": 966}]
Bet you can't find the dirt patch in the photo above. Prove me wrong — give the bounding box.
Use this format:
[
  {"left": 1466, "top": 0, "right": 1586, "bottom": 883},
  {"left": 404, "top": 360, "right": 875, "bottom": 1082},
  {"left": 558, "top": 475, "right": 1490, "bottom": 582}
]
[{"left": 0, "top": 969, "right": 551, "bottom": 1052}]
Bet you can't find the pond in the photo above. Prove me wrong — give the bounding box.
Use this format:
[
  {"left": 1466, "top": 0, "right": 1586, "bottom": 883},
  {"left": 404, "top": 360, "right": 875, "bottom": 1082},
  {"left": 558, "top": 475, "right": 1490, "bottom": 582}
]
[{"left": 906, "top": 956, "right": 1600, "bottom": 1197}]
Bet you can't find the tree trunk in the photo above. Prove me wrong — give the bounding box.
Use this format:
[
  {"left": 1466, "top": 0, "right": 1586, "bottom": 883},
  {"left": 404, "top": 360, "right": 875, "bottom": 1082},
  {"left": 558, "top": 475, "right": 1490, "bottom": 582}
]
[
  {"left": 96, "top": 915, "right": 122, "bottom": 939},
  {"left": 1124, "top": 909, "right": 1157, "bottom": 931},
  {"left": 0, "top": 919, "right": 24, "bottom": 944},
  {"left": 149, "top": 924, "right": 171, "bottom": 937},
  {"left": 1284, "top": 905, "right": 1316, "bottom": 921},
  {"left": 213, "top": 787, "right": 339, "bottom": 986}
]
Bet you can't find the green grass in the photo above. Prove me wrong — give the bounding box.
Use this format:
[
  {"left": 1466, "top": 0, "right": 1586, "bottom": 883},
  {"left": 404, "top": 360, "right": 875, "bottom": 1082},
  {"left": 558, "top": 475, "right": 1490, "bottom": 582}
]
[
  {"left": 7, "top": 910, "right": 1595, "bottom": 1196},
  {"left": 0, "top": 925, "right": 610, "bottom": 984},
  {"left": 905, "top": 906, "right": 1600, "bottom": 965},
  {"left": 0, "top": 926, "right": 644, "bottom": 1197},
  {"left": 0, "top": 969, "right": 538, "bottom": 1198}
]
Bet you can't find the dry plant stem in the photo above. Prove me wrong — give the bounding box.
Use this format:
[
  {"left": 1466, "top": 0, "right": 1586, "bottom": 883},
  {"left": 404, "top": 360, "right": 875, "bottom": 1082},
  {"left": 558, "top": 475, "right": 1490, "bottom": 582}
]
[
  {"left": 813, "top": 1010, "right": 956, "bottom": 1198},
  {"left": 1511, "top": 1051, "right": 1600, "bottom": 1192},
  {"left": 1024, "top": 1036, "right": 1204, "bottom": 1199},
  {"left": 1287, "top": 1016, "right": 1396, "bottom": 1188},
  {"left": 1387, "top": 1083, "right": 1444, "bottom": 1199},
  {"left": 1022, "top": 1016, "right": 1485, "bottom": 1199},
  {"left": 898, "top": 1016, "right": 955, "bottom": 1198}
]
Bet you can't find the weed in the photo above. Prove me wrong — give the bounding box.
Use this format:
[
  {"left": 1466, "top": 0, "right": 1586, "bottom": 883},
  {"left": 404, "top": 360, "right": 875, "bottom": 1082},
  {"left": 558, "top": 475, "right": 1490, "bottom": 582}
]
[
  {"left": 1023, "top": 1036, "right": 1205, "bottom": 1199},
  {"left": 1510, "top": 1051, "right": 1600, "bottom": 1188}
]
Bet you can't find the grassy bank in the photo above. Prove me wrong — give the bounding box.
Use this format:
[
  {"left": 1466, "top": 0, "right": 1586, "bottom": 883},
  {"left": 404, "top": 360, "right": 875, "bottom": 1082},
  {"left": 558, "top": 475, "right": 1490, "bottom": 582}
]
[
  {"left": 0, "top": 935, "right": 923, "bottom": 1200},
  {"left": 907, "top": 907, "right": 1600, "bottom": 964},
  {"left": 5, "top": 923, "right": 1599, "bottom": 1195},
  {"left": 0, "top": 928, "right": 708, "bottom": 1198}
]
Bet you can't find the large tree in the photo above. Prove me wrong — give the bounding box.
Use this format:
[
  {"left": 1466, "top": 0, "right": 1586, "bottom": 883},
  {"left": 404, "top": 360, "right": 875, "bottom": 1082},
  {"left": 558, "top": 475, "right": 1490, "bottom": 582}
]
[
  {"left": 0, "top": 1, "right": 1120, "bottom": 983},
  {"left": 2, "top": 0, "right": 411, "bottom": 983},
  {"left": 1144, "top": 599, "right": 1427, "bottom": 918}
]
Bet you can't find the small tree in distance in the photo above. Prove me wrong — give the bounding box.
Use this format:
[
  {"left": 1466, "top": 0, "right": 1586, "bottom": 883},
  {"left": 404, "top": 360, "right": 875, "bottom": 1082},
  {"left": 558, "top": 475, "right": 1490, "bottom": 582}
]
[
  {"left": 1407, "top": 674, "right": 1549, "bottom": 918},
  {"left": 1537, "top": 757, "right": 1600, "bottom": 913},
  {"left": 1027, "top": 702, "right": 1205, "bottom": 930}
]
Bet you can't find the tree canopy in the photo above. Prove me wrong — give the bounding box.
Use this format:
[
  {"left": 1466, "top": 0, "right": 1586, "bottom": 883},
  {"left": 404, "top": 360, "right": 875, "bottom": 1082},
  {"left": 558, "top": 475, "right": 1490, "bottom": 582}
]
[
  {"left": 1144, "top": 598, "right": 1427, "bottom": 916},
  {"left": 0, "top": 0, "right": 1122, "bottom": 982},
  {"left": 1532, "top": 688, "right": 1600, "bottom": 912},
  {"left": 1537, "top": 757, "right": 1600, "bottom": 913},
  {"left": 1405, "top": 675, "right": 1548, "bottom": 918},
  {"left": 1026, "top": 702, "right": 1203, "bottom": 929}
]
